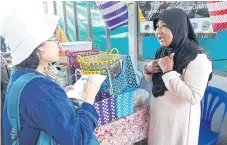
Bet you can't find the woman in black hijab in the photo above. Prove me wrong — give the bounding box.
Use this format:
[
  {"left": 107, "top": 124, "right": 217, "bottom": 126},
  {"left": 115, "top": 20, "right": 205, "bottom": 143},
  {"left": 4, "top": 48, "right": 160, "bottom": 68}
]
[{"left": 144, "top": 8, "right": 212, "bottom": 145}]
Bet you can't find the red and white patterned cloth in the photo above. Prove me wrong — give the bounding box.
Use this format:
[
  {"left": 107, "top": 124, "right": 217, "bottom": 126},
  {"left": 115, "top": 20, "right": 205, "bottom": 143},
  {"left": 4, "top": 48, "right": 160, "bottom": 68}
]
[
  {"left": 94, "top": 104, "right": 150, "bottom": 145},
  {"left": 207, "top": 1, "right": 227, "bottom": 32}
]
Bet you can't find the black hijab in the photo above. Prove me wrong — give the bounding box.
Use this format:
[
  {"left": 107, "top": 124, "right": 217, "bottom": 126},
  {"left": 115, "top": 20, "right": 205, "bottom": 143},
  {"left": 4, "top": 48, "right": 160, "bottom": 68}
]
[{"left": 152, "top": 8, "right": 212, "bottom": 98}]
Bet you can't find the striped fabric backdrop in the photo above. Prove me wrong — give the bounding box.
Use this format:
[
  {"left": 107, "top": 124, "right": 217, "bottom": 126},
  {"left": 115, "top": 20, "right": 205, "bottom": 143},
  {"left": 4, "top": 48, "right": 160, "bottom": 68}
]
[
  {"left": 94, "top": 1, "right": 128, "bottom": 31},
  {"left": 207, "top": 1, "right": 227, "bottom": 32}
]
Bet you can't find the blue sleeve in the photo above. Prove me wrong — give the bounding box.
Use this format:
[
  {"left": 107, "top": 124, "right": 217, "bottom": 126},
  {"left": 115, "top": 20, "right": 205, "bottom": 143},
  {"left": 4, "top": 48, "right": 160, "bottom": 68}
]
[{"left": 21, "top": 77, "right": 99, "bottom": 145}]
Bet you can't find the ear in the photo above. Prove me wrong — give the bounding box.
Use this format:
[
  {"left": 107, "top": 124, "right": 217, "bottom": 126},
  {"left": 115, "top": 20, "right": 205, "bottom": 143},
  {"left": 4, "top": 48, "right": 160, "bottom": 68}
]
[
  {"left": 36, "top": 45, "right": 45, "bottom": 57},
  {"left": 37, "top": 44, "right": 45, "bottom": 51}
]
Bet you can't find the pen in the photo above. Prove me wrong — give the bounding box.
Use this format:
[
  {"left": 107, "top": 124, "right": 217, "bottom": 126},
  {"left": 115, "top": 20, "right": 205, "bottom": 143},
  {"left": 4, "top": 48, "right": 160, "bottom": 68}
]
[{"left": 81, "top": 78, "right": 89, "bottom": 81}]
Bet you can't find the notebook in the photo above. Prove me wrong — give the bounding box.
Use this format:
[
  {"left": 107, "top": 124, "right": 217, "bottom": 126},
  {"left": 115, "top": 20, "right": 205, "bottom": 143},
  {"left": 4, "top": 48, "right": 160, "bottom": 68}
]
[{"left": 66, "top": 74, "right": 107, "bottom": 101}]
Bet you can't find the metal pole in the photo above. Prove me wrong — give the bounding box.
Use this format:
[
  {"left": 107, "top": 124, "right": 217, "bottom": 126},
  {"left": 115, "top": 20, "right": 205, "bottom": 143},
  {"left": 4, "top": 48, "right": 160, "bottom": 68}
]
[
  {"left": 106, "top": 27, "right": 111, "bottom": 52},
  {"left": 73, "top": 1, "right": 80, "bottom": 41},
  {"left": 63, "top": 1, "right": 69, "bottom": 38},
  {"left": 86, "top": 1, "right": 93, "bottom": 40},
  {"left": 53, "top": 1, "right": 57, "bottom": 15},
  {"left": 43, "top": 1, "right": 48, "bottom": 14},
  {"left": 137, "top": 3, "right": 143, "bottom": 60},
  {"left": 128, "top": 1, "right": 138, "bottom": 70}
]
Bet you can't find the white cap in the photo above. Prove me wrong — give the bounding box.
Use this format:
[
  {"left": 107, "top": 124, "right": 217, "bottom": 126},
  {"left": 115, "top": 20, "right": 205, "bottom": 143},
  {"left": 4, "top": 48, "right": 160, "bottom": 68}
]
[{"left": 1, "top": 8, "right": 59, "bottom": 65}]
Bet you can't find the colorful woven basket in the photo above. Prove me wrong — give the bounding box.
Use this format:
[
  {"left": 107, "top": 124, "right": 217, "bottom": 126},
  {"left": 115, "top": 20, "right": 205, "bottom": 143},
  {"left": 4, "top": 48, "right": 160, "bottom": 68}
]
[
  {"left": 65, "top": 48, "right": 101, "bottom": 83},
  {"left": 94, "top": 90, "right": 116, "bottom": 126},
  {"left": 94, "top": 67, "right": 116, "bottom": 125},
  {"left": 77, "top": 48, "right": 121, "bottom": 78},
  {"left": 115, "top": 88, "right": 136, "bottom": 118},
  {"left": 100, "top": 66, "right": 136, "bottom": 119}
]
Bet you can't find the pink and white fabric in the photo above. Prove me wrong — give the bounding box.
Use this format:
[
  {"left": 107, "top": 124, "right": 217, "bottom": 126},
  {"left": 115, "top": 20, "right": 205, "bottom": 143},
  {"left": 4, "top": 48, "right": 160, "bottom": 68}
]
[{"left": 207, "top": 1, "right": 227, "bottom": 31}]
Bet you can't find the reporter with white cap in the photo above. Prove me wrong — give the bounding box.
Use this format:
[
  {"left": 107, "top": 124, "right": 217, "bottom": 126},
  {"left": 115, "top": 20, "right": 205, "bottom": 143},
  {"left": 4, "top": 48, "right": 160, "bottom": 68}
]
[{"left": 1, "top": 9, "right": 100, "bottom": 145}]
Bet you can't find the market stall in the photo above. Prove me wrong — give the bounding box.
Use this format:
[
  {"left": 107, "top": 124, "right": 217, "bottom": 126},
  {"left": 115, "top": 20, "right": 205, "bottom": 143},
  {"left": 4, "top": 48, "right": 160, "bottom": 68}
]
[{"left": 2, "top": 1, "right": 227, "bottom": 145}]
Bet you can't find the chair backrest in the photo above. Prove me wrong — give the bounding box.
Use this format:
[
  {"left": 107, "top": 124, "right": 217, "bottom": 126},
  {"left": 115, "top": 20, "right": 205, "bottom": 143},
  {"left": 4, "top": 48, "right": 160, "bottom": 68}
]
[{"left": 201, "top": 86, "right": 227, "bottom": 132}]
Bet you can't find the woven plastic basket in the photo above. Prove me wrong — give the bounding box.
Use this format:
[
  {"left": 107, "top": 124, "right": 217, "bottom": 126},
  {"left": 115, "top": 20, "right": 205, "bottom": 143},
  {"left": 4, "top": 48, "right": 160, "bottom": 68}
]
[
  {"left": 94, "top": 67, "right": 116, "bottom": 125},
  {"left": 77, "top": 48, "right": 121, "bottom": 78}
]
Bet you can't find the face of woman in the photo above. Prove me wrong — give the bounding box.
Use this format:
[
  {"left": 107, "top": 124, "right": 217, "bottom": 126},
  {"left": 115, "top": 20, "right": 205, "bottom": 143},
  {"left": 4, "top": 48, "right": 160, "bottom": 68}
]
[
  {"left": 38, "top": 34, "right": 60, "bottom": 63},
  {"left": 155, "top": 20, "right": 173, "bottom": 47}
]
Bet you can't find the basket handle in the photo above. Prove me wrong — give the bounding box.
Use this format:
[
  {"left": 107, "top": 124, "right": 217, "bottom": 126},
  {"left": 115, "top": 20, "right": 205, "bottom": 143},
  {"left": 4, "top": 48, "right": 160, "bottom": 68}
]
[
  {"left": 65, "top": 50, "right": 78, "bottom": 58},
  {"left": 86, "top": 37, "right": 92, "bottom": 42},
  {"left": 93, "top": 45, "right": 101, "bottom": 51},
  {"left": 75, "top": 69, "right": 83, "bottom": 81},
  {"left": 101, "top": 67, "right": 114, "bottom": 96},
  {"left": 135, "top": 71, "right": 143, "bottom": 87},
  {"left": 77, "top": 55, "right": 85, "bottom": 63},
  {"left": 65, "top": 50, "right": 72, "bottom": 57},
  {"left": 109, "top": 48, "right": 119, "bottom": 55}
]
